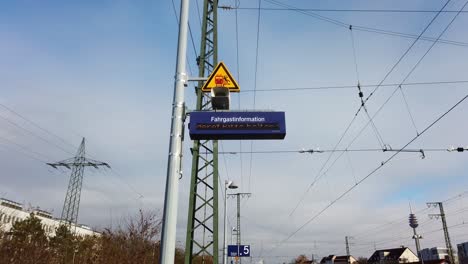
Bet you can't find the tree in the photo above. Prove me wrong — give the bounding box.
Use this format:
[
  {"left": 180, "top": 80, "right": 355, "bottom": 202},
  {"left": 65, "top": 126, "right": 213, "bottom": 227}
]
[
  {"left": 295, "top": 254, "right": 311, "bottom": 264},
  {"left": 97, "top": 210, "right": 162, "bottom": 264},
  {"left": 0, "top": 213, "right": 50, "bottom": 264},
  {"left": 49, "top": 224, "right": 76, "bottom": 263},
  {"left": 357, "top": 257, "right": 368, "bottom": 264}
]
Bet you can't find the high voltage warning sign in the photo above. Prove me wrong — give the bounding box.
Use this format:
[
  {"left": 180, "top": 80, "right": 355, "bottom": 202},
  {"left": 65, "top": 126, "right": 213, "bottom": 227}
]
[{"left": 201, "top": 62, "right": 240, "bottom": 92}]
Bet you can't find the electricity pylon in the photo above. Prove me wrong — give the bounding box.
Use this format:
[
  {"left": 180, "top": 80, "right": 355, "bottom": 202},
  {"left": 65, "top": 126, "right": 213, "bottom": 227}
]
[
  {"left": 47, "top": 138, "right": 110, "bottom": 225},
  {"left": 184, "top": 0, "right": 219, "bottom": 263},
  {"left": 427, "top": 202, "right": 455, "bottom": 264}
]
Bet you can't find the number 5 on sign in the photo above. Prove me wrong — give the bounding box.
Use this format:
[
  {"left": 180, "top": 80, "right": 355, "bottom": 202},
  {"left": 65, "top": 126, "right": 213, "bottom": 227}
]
[{"left": 242, "top": 245, "right": 250, "bottom": 256}]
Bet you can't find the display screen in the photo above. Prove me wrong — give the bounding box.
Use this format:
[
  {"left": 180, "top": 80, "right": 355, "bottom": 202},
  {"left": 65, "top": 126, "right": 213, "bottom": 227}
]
[{"left": 189, "top": 111, "right": 286, "bottom": 140}]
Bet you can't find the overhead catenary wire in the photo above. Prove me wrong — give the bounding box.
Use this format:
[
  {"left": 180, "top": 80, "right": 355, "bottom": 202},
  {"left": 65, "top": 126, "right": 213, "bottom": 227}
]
[
  {"left": 266, "top": 93, "right": 468, "bottom": 254},
  {"left": 349, "top": 24, "right": 386, "bottom": 149},
  {"left": 234, "top": 0, "right": 244, "bottom": 193},
  {"left": 220, "top": 6, "right": 468, "bottom": 13},
  {"left": 218, "top": 147, "right": 466, "bottom": 155},
  {"left": 289, "top": 0, "right": 454, "bottom": 217},
  {"left": 397, "top": 0, "right": 468, "bottom": 137},
  {"left": 359, "top": 0, "right": 451, "bottom": 116},
  {"left": 224, "top": 0, "right": 468, "bottom": 48},
  {"left": 240, "top": 80, "right": 468, "bottom": 92},
  {"left": 247, "top": 0, "right": 262, "bottom": 192}
]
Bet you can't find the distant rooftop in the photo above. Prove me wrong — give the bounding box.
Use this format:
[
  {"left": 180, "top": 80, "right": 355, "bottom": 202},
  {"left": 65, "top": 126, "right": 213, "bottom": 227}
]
[{"left": 0, "top": 198, "right": 23, "bottom": 210}]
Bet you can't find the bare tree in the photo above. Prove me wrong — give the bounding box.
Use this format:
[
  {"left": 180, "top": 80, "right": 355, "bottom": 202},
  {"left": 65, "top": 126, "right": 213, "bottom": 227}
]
[{"left": 295, "top": 254, "right": 311, "bottom": 264}]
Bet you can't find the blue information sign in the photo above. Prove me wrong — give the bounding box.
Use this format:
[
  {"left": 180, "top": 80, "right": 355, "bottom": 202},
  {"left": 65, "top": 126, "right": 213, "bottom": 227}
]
[
  {"left": 227, "top": 245, "right": 250, "bottom": 257},
  {"left": 189, "top": 111, "right": 286, "bottom": 140}
]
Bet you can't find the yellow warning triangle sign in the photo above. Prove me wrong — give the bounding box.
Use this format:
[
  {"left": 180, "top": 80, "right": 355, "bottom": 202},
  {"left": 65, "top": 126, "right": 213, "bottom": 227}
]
[{"left": 201, "top": 62, "right": 240, "bottom": 92}]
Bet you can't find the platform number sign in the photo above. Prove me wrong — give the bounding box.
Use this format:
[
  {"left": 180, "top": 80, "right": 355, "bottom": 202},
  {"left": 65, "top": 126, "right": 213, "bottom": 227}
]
[{"left": 228, "top": 245, "right": 250, "bottom": 257}]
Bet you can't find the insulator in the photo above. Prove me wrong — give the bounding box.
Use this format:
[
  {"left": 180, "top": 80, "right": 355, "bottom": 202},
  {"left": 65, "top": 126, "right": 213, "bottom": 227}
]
[{"left": 409, "top": 213, "right": 419, "bottom": 228}]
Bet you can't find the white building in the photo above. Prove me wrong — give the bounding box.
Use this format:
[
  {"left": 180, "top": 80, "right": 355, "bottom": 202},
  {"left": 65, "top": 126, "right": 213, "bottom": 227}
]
[
  {"left": 419, "top": 247, "right": 449, "bottom": 261},
  {"left": 368, "top": 247, "right": 420, "bottom": 264},
  {"left": 458, "top": 242, "right": 468, "bottom": 264},
  {"left": 0, "top": 198, "right": 98, "bottom": 237}
]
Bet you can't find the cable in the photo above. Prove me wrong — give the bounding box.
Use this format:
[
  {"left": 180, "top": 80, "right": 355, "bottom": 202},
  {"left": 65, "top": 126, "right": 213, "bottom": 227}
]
[
  {"left": 352, "top": 190, "right": 468, "bottom": 240},
  {"left": 268, "top": 93, "right": 468, "bottom": 252},
  {"left": 222, "top": 7, "right": 468, "bottom": 13},
  {"left": 254, "top": 0, "right": 468, "bottom": 48},
  {"left": 234, "top": 0, "right": 245, "bottom": 193},
  {"left": 194, "top": 0, "right": 203, "bottom": 29},
  {"left": 0, "top": 112, "right": 76, "bottom": 156},
  {"left": 218, "top": 147, "right": 458, "bottom": 154},
  {"left": 253, "top": 0, "right": 261, "bottom": 108},
  {"left": 290, "top": 0, "right": 457, "bottom": 216},
  {"left": 0, "top": 140, "right": 48, "bottom": 164},
  {"left": 361, "top": 0, "right": 451, "bottom": 112},
  {"left": 397, "top": 0, "right": 468, "bottom": 136},
  {"left": 240, "top": 80, "right": 468, "bottom": 92},
  {"left": 0, "top": 103, "right": 78, "bottom": 151},
  {"left": 349, "top": 25, "right": 386, "bottom": 149},
  {"left": 349, "top": 26, "right": 360, "bottom": 83},
  {"left": 247, "top": 0, "right": 262, "bottom": 193},
  {"left": 171, "top": 0, "right": 198, "bottom": 77}
]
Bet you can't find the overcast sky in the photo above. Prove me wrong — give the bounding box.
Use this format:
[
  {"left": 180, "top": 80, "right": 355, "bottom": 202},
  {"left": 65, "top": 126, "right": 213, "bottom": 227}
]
[{"left": 1, "top": 0, "right": 468, "bottom": 263}]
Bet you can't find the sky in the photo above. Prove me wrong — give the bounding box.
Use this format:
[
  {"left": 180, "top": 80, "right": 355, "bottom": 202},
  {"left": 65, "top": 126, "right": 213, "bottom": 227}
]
[{"left": 0, "top": 0, "right": 468, "bottom": 263}]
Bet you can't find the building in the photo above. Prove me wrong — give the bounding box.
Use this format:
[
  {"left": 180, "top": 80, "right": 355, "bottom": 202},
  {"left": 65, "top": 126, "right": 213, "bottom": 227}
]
[
  {"left": 321, "top": 255, "right": 336, "bottom": 264},
  {"left": 368, "top": 247, "right": 419, "bottom": 264},
  {"left": 335, "top": 255, "right": 358, "bottom": 264},
  {"left": 0, "top": 198, "right": 97, "bottom": 237},
  {"left": 320, "top": 255, "right": 358, "bottom": 264},
  {"left": 458, "top": 242, "right": 468, "bottom": 264},
  {"left": 420, "top": 248, "right": 450, "bottom": 261}
]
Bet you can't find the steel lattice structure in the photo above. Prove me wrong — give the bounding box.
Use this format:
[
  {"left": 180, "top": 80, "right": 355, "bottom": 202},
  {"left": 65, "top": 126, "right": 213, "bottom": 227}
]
[
  {"left": 184, "top": 0, "right": 219, "bottom": 263},
  {"left": 47, "top": 138, "right": 109, "bottom": 225}
]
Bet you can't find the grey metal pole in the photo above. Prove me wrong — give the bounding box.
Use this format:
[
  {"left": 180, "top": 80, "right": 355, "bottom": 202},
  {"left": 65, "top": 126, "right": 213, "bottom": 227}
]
[
  {"left": 160, "top": 0, "right": 189, "bottom": 262},
  {"left": 412, "top": 228, "right": 424, "bottom": 264},
  {"left": 224, "top": 183, "right": 228, "bottom": 264},
  {"left": 345, "top": 236, "right": 350, "bottom": 256},
  {"left": 237, "top": 194, "right": 241, "bottom": 264}
]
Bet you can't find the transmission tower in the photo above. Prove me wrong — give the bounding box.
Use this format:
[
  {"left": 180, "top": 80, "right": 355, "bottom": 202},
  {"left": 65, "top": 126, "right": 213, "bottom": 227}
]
[
  {"left": 184, "top": 0, "right": 219, "bottom": 263},
  {"left": 47, "top": 138, "right": 110, "bottom": 225},
  {"left": 427, "top": 202, "right": 455, "bottom": 264}
]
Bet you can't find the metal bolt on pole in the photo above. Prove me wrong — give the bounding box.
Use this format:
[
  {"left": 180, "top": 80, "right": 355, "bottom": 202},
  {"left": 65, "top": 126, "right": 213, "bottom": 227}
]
[{"left": 160, "top": 0, "right": 190, "bottom": 262}]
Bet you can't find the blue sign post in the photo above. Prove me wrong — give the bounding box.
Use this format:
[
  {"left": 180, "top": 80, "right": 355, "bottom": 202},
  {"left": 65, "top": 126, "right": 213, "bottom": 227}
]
[
  {"left": 189, "top": 111, "right": 286, "bottom": 140},
  {"left": 227, "top": 245, "right": 250, "bottom": 257}
]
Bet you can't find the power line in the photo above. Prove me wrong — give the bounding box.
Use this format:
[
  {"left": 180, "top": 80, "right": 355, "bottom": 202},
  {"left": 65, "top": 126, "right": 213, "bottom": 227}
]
[
  {"left": 0, "top": 103, "right": 145, "bottom": 202},
  {"left": 0, "top": 102, "right": 79, "bottom": 151},
  {"left": 240, "top": 80, "right": 468, "bottom": 92},
  {"left": 233, "top": 0, "right": 468, "bottom": 48},
  {"left": 0, "top": 112, "right": 76, "bottom": 156},
  {"left": 267, "top": 93, "right": 468, "bottom": 252},
  {"left": 351, "top": 191, "right": 468, "bottom": 240}
]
